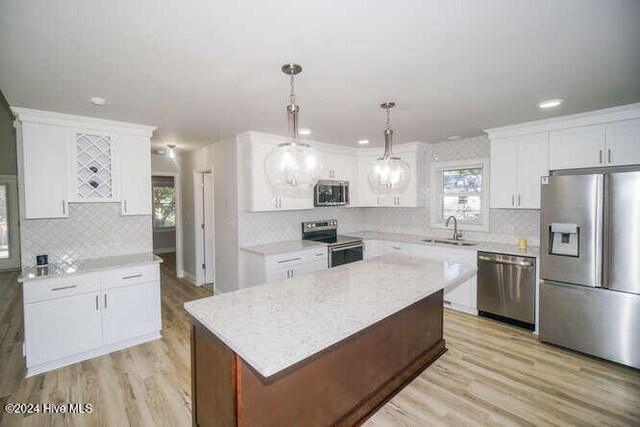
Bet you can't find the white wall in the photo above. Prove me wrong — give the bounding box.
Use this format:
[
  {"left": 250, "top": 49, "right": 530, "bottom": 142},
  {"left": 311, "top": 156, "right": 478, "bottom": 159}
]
[{"left": 151, "top": 153, "right": 180, "bottom": 174}]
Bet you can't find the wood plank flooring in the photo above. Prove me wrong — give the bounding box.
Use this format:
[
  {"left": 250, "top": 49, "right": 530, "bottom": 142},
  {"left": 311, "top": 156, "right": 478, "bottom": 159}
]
[{"left": 1, "top": 256, "right": 638, "bottom": 426}]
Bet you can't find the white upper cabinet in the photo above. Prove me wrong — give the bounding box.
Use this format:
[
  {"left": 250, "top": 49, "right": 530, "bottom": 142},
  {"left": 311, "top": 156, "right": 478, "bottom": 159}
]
[
  {"left": 490, "top": 133, "right": 549, "bottom": 209},
  {"left": 321, "top": 152, "right": 355, "bottom": 181},
  {"left": 549, "top": 119, "right": 640, "bottom": 170},
  {"left": 549, "top": 124, "right": 606, "bottom": 170},
  {"left": 239, "top": 133, "right": 314, "bottom": 212},
  {"left": 605, "top": 118, "right": 640, "bottom": 166},
  {"left": 355, "top": 143, "right": 425, "bottom": 208},
  {"left": 118, "top": 134, "right": 152, "bottom": 215},
  {"left": 19, "top": 122, "right": 70, "bottom": 219},
  {"left": 13, "top": 108, "right": 156, "bottom": 218}
]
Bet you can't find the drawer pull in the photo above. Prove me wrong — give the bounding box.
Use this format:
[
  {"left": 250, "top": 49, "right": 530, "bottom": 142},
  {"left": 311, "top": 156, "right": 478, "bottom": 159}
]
[
  {"left": 123, "top": 274, "right": 143, "bottom": 280},
  {"left": 278, "top": 257, "right": 301, "bottom": 264},
  {"left": 392, "top": 246, "right": 402, "bottom": 250},
  {"left": 51, "top": 285, "right": 77, "bottom": 291},
  {"left": 315, "top": 253, "right": 325, "bottom": 257}
]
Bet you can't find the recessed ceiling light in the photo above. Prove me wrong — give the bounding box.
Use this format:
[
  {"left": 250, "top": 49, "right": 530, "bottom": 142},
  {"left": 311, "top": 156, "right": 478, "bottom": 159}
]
[
  {"left": 298, "top": 128, "right": 312, "bottom": 135},
  {"left": 446, "top": 135, "right": 462, "bottom": 141},
  {"left": 538, "top": 98, "right": 565, "bottom": 109},
  {"left": 88, "top": 96, "right": 108, "bottom": 106},
  {"left": 357, "top": 139, "right": 370, "bottom": 145}
]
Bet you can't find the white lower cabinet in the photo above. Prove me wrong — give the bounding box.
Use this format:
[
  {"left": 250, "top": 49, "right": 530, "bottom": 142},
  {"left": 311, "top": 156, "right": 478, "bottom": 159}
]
[
  {"left": 22, "top": 263, "right": 161, "bottom": 376},
  {"left": 102, "top": 281, "right": 161, "bottom": 346},
  {"left": 242, "top": 247, "right": 328, "bottom": 287},
  {"left": 373, "top": 240, "right": 478, "bottom": 314},
  {"left": 24, "top": 291, "right": 103, "bottom": 367},
  {"left": 363, "top": 240, "right": 383, "bottom": 259}
]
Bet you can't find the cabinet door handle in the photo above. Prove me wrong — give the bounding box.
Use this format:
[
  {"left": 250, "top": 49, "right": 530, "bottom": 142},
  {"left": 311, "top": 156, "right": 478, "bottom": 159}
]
[
  {"left": 599, "top": 149, "right": 603, "bottom": 164},
  {"left": 286, "top": 269, "right": 290, "bottom": 279},
  {"left": 290, "top": 269, "right": 294, "bottom": 278},
  {"left": 278, "top": 257, "right": 302, "bottom": 264},
  {"left": 104, "top": 294, "right": 108, "bottom": 308},
  {"left": 96, "top": 295, "right": 99, "bottom": 311},
  {"left": 511, "top": 194, "right": 515, "bottom": 206},
  {"left": 392, "top": 246, "right": 402, "bottom": 250},
  {"left": 123, "top": 274, "right": 143, "bottom": 280},
  {"left": 517, "top": 194, "right": 521, "bottom": 206},
  {"left": 62, "top": 200, "right": 66, "bottom": 215},
  {"left": 124, "top": 200, "right": 128, "bottom": 213},
  {"left": 608, "top": 148, "right": 611, "bottom": 164},
  {"left": 51, "top": 285, "right": 77, "bottom": 291}
]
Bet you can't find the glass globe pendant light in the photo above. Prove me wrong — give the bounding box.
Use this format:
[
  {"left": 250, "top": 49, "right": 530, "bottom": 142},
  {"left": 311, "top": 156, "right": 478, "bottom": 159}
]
[
  {"left": 265, "top": 63, "right": 322, "bottom": 190},
  {"left": 367, "top": 102, "right": 411, "bottom": 194}
]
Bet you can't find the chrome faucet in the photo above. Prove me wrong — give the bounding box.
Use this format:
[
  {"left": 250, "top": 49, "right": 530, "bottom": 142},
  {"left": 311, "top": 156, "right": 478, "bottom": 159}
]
[{"left": 445, "top": 215, "right": 462, "bottom": 240}]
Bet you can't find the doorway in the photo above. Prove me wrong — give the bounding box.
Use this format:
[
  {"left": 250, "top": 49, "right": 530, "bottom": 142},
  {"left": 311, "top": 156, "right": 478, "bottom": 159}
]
[
  {"left": 194, "top": 171, "right": 214, "bottom": 286},
  {"left": 152, "top": 174, "right": 183, "bottom": 277},
  {"left": 0, "top": 175, "right": 20, "bottom": 271}
]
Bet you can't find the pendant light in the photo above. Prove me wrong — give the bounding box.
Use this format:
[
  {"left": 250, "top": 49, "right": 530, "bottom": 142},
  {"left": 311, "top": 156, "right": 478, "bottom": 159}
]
[
  {"left": 265, "top": 63, "right": 322, "bottom": 190},
  {"left": 367, "top": 102, "right": 411, "bottom": 194}
]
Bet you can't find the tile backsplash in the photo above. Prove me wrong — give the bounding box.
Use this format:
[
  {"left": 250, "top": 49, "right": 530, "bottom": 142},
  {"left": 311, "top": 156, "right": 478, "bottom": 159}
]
[
  {"left": 238, "top": 207, "right": 363, "bottom": 247},
  {"left": 239, "top": 135, "right": 541, "bottom": 248},
  {"left": 20, "top": 203, "right": 152, "bottom": 267}
]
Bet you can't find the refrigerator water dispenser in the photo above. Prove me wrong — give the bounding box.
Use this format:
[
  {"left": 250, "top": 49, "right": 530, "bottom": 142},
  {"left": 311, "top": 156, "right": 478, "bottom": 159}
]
[{"left": 549, "top": 223, "right": 579, "bottom": 257}]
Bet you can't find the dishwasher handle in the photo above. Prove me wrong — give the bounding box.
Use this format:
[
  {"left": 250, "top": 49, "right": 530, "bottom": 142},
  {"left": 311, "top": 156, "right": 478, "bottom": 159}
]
[{"left": 478, "top": 255, "right": 534, "bottom": 268}]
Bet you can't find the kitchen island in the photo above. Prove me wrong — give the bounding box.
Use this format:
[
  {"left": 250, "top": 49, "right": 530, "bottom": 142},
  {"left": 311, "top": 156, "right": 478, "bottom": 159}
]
[{"left": 184, "top": 254, "right": 475, "bottom": 426}]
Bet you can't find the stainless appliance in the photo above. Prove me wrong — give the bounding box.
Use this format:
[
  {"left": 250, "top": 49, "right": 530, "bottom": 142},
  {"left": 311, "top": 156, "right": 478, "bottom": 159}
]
[
  {"left": 477, "top": 252, "right": 536, "bottom": 330},
  {"left": 539, "top": 169, "right": 640, "bottom": 369},
  {"left": 301, "top": 220, "right": 363, "bottom": 267},
  {"left": 314, "top": 180, "right": 349, "bottom": 206}
]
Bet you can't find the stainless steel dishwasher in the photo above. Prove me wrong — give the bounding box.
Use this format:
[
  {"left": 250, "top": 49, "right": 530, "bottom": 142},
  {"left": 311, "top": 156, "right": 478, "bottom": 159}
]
[{"left": 477, "top": 252, "right": 536, "bottom": 330}]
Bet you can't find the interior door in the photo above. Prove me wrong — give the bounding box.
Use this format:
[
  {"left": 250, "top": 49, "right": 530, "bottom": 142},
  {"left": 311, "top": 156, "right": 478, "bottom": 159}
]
[
  {"left": 25, "top": 292, "right": 102, "bottom": 366},
  {"left": 0, "top": 176, "right": 20, "bottom": 270},
  {"left": 606, "top": 171, "right": 640, "bottom": 294},
  {"left": 102, "top": 281, "right": 161, "bottom": 345},
  {"left": 203, "top": 172, "right": 215, "bottom": 283}
]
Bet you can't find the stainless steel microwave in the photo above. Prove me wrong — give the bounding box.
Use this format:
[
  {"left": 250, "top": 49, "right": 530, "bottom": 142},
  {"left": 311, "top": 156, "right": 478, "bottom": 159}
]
[{"left": 314, "top": 180, "right": 349, "bottom": 206}]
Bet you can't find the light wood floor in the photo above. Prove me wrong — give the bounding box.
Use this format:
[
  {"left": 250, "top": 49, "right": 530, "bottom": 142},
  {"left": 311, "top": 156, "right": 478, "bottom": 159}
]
[{"left": 1, "top": 256, "right": 639, "bottom": 426}]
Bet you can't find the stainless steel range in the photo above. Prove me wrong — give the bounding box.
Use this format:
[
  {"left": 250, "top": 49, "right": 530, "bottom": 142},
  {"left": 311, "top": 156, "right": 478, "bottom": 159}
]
[{"left": 302, "top": 220, "right": 363, "bottom": 267}]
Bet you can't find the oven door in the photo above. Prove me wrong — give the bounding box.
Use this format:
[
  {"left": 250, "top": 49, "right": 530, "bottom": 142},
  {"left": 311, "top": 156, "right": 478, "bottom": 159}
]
[
  {"left": 330, "top": 243, "right": 363, "bottom": 267},
  {"left": 315, "top": 181, "right": 349, "bottom": 206}
]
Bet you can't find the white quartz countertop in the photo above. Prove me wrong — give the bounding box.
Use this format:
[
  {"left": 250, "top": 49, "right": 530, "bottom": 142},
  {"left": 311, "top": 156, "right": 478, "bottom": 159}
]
[
  {"left": 18, "top": 252, "right": 163, "bottom": 282},
  {"left": 240, "top": 239, "right": 327, "bottom": 256},
  {"left": 344, "top": 231, "right": 540, "bottom": 258},
  {"left": 184, "top": 254, "right": 476, "bottom": 378}
]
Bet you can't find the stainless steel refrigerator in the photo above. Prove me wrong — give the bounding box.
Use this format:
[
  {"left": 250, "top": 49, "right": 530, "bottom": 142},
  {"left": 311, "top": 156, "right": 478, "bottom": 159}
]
[{"left": 539, "top": 170, "right": 640, "bottom": 369}]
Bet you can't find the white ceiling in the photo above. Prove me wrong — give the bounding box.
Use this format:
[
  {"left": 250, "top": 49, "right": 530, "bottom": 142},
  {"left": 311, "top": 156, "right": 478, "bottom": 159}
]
[{"left": 1, "top": 0, "right": 639, "bottom": 151}]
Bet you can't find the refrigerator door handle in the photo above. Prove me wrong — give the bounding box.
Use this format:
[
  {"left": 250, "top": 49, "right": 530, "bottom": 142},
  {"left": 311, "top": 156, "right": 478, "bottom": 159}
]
[{"left": 594, "top": 174, "right": 605, "bottom": 288}]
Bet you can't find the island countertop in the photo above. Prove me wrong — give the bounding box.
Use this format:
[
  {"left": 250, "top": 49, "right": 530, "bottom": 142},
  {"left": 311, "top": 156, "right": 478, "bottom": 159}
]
[{"left": 184, "top": 254, "right": 476, "bottom": 378}]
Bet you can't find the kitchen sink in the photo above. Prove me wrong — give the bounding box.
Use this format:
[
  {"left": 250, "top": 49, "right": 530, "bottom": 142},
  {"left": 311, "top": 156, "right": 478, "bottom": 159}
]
[{"left": 421, "top": 238, "right": 477, "bottom": 246}]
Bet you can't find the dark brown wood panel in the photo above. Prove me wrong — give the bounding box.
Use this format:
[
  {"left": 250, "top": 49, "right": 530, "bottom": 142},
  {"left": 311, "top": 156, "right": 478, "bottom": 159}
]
[
  {"left": 192, "top": 320, "right": 236, "bottom": 427},
  {"left": 238, "top": 290, "right": 444, "bottom": 426}
]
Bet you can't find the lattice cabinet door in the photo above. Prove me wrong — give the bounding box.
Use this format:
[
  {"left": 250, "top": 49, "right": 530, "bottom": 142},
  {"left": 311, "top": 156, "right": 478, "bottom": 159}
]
[{"left": 72, "top": 131, "right": 118, "bottom": 202}]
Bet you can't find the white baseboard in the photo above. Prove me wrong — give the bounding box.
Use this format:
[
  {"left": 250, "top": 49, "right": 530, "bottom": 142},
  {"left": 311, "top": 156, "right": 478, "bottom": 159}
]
[
  {"left": 26, "top": 331, "right": 161, "bottom": 377},
  {"left": 182, "top": 271, "right": 197, "bottom": 285},
  {"left": 213, "top": 285, "right": 224, "bottom": 295},
  {"left": 177, "top": 269, "right": 184, "bottom": 279},
  {"left": 443, "top": 301, "right": 478, "bottom": 316},
  {"left": 153, "top": 247, "right": 176, "bottom": 254}
]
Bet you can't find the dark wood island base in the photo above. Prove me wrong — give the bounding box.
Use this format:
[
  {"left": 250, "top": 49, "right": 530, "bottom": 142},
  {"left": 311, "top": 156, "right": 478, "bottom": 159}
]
[{"left": 190, "top": 290, "right": 445, "bottom": 426}]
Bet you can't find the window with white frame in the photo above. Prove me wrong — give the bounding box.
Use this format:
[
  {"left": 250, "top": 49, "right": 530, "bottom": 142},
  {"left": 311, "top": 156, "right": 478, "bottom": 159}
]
[{"left": 430, "top": 159, "right": 489, "bottom": 231}]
